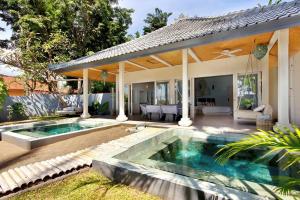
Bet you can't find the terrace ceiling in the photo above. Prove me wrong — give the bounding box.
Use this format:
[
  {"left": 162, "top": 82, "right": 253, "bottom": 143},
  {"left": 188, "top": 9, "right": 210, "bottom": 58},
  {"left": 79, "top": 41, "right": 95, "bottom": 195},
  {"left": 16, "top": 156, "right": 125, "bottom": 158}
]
[{"left": 63, "top": 26, "right": 300, "bottom": 82}]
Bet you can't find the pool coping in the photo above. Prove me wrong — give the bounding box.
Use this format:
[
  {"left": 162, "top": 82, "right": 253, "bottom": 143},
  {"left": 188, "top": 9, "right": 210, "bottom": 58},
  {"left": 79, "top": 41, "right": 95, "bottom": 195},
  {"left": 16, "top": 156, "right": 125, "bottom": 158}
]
[
  {"left": 92, "top": 127, "right": 271, "bottom": 200},
  {"left": 1, "top": 118, "right": 120, "bottom": 150}
]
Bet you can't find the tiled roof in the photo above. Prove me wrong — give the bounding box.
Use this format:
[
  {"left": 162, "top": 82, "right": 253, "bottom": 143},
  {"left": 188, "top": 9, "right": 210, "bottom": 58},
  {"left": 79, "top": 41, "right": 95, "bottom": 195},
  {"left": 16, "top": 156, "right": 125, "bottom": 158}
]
[{"left": 49, "top": 0, "right": 300, "bottom": 71}]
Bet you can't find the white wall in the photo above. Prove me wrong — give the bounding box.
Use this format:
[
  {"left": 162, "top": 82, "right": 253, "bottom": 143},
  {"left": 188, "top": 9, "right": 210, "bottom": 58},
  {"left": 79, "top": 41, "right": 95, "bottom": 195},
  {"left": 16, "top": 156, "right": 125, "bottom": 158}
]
[{"left": 124, "top": 55, "right": 264, "bottom": 119}]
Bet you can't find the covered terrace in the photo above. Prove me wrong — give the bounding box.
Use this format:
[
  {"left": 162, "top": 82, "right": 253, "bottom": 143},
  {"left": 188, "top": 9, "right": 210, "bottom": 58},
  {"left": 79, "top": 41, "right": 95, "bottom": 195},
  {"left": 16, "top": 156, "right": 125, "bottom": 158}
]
[{"left": 49, "top": 0, "right": 300, "bottom": 128}]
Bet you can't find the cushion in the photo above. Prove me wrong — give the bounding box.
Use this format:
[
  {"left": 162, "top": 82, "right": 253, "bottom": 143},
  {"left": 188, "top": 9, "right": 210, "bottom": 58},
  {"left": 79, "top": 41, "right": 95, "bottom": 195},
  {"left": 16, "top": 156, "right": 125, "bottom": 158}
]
[
  {"left": 63, "top": 107, "right": 76, "bottom": 111},
  {"left": 253, "top": 105, "right": 265, "bottom": 112}
]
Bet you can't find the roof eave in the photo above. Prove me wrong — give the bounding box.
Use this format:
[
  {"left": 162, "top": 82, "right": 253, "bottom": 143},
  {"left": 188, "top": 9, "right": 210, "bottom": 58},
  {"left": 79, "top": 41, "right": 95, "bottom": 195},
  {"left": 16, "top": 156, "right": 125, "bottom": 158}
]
[{"left": 50, "top": 14, "right": 300, "bottom": 73}]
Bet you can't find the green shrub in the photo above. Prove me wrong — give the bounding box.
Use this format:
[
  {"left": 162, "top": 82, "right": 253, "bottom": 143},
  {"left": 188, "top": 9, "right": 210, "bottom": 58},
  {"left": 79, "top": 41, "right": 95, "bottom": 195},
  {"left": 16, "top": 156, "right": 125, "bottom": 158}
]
[
  {"left": 8, "top": 103, "right": 28, "bottom": 121},
  {"left": 90, "top": 101, "right": 109, "bottom": 115},
  {"left": 0, "top": 78, "right": 8, "bottom": 111},
  {"left": 99, "top": 102, "right": 109, "bottom": 114}
]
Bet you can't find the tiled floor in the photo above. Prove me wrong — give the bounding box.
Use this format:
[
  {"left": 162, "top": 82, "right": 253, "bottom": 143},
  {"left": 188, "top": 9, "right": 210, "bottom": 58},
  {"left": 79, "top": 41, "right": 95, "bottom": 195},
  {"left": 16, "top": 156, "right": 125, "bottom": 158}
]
[{"left": 125, "top": 114, "right": 257, "bottom": 134}]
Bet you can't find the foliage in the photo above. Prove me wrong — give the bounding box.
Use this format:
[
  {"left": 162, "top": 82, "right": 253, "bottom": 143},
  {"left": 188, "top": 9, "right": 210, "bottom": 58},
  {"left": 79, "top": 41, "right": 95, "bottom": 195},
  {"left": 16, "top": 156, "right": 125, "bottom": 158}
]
[
  {"left": 215, "top": 126, "right": 300, "bottom": 196},
  {"left": 268, "top": 0, "right": 282, "bottom": 5},
  {"left": 91, "top": 81, "right": 115, "bottom": 93},
  {"left": 0, "top": 0, "right": 133, "bottom": 93},
  {"left": 143, "top": 8, "right": 172, "bottom": 35},
  {"left": 239, "top": 98, "right": 254, "bottom": 110},
  {"left": 90, "top": 101, "right": 109, "bottom": 115},
  {"left": 10, "top": 170, "right": 160, "bottom": 200},
  {"left": 8, "top": 102, "right": 27, "bottom": 121},
  {"left": 0, "top": 77, "right": 8, "bottom": 111}
]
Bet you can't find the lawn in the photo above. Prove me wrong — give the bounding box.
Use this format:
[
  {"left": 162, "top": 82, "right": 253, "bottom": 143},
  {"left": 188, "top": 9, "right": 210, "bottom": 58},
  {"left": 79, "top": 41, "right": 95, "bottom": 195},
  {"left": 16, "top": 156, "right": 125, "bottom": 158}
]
[{"left": 10, "top": 170, "right": 160, "bottom": 200}]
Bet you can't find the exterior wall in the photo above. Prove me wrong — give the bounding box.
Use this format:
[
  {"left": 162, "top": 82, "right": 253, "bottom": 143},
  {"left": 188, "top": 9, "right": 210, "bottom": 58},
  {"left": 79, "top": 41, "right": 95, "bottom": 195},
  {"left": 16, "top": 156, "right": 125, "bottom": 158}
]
[
  {"left": 0, "top": 93, "right": 113, "bottom": 122},
  {"left": 124, "top": 55, "right": 264, "bottom": 119}
]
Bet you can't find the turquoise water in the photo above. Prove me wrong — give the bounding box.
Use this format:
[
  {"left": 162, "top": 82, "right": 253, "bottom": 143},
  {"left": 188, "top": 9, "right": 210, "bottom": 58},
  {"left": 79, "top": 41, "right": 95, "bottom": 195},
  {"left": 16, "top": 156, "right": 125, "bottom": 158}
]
[
  {"left": 13, "top": 122, "right": 104, "bottom": 138},
  {"left": 149, "top": 139, "right": 286, "bottom": 186}
]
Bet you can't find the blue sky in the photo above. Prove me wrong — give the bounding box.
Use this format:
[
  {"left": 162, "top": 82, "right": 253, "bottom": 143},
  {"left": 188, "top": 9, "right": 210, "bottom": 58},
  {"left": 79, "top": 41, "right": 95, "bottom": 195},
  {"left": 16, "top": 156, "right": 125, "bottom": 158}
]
[{"left": 0, "top": 0, "right": 287, "bottom": 39}]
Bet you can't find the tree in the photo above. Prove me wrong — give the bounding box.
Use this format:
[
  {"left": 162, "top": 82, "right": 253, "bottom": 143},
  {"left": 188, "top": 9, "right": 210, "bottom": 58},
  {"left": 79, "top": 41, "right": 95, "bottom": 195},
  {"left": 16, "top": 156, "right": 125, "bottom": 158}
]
[
  {"left": 143, "top": 8, "right": 172, "bottom": 35},
  {"left": 215, "top": 126, "right": 300, "bottom": 196},
  {"left": 0, "top": 77, "right": 8, "bottom": 111},
  {"left": 268, "top": 0, "right": 282, "bottom": 5},
  {"left": 0, "top": 0, "right": 133, "bottom": 93}
]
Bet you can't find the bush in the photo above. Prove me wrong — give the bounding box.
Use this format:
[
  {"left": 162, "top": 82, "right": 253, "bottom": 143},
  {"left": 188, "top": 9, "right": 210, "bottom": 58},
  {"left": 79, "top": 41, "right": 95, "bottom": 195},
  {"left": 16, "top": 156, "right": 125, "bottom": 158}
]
[
  {"left": 0, "top": 78, "right": 8, "bottom": 111},
  {"left": 90, "top": 101, "right": 109, "bottom": 115},
  {"left": 8, "top": 103, "right": 28, "bottom": 121}
]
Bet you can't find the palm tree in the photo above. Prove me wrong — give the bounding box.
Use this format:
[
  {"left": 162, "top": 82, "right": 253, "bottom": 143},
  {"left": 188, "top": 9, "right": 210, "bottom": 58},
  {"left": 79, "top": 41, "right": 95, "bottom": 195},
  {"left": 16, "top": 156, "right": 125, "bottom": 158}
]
[
  {"left": 215, "top": 126, "right": 300, "bottom": 196},
  {"left": 268, "top": 0, "right": 282, "bottom": 5},
  {"left": 143, "top": 8, "right": 172, "bottom": 35}
]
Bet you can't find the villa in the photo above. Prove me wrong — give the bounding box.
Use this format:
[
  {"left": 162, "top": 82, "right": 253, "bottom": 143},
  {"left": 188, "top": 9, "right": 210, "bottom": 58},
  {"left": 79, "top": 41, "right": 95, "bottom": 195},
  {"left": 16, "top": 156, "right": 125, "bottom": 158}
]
[{"left": 49, "top": 0, "right": 300, "bottom": 128}]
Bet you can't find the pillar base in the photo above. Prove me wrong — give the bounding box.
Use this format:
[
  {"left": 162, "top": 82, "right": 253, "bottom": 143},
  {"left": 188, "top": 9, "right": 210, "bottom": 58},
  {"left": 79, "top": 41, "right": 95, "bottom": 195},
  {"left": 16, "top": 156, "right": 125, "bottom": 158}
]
[
  {"left": 274, "top": 122, "right": 293, "bottom": 132},
  {"left": 178, "top": 117, "right": 192, "bottom": 127},
  {"left": 116, "top": 114, "right": 128, "bottom": 122},
  {"left": 81, "top": 113, "right": 91, "bottom": 119}
]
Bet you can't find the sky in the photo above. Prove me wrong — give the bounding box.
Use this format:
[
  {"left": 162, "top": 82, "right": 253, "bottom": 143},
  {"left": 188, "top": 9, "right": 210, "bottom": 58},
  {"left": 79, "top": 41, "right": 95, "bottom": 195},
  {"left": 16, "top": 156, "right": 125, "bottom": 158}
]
[{"left": 0, "top": 0, "right": 278, "bottom": 39}]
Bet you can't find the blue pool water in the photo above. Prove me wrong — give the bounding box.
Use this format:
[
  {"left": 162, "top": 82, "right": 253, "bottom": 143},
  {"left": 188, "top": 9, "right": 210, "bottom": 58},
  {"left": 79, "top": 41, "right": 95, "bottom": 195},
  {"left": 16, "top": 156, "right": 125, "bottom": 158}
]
[
  {"left": 149, "top": 139, "right": 286, "bottom": 186},
  {"left": 13, "top": 122, "right": 105, "bottom": 138}
]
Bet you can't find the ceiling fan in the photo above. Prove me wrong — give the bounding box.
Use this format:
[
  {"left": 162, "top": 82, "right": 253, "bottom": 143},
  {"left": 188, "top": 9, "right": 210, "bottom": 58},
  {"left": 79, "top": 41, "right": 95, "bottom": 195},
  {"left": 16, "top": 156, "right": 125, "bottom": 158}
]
[{"left": 213, "top": 49, "right": 242, "bottom": 59}]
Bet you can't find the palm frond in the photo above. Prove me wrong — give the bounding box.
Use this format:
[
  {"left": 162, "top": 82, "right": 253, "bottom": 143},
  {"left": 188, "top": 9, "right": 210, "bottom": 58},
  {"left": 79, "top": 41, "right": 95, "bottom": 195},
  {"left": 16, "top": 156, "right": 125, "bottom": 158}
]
[{"left": 215, "top": 126, "right": 300, "bottom": 195}]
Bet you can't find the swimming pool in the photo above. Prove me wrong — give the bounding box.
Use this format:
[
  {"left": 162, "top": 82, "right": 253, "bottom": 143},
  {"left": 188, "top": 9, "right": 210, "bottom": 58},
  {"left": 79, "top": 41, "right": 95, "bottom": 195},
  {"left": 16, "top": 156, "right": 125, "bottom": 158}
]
[
  {"left": 1, "top": 118, "right": 117, "bottom": 149},
  {"left": 95, "top": 128, "right": 298, "bottom": 199},
  {"left": 13, "top": 121, "right": 108, "bottom": 138}
]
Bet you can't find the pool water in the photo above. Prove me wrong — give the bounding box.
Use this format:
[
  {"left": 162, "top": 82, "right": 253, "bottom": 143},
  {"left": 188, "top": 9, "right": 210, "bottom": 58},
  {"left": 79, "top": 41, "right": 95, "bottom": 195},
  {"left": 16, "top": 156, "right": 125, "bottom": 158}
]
[
  {"left": 149, "top": 139, "right": 285, "bottom": 186},
  {"left": 13, "top": 122, "right": 105, "bottom": 138}
]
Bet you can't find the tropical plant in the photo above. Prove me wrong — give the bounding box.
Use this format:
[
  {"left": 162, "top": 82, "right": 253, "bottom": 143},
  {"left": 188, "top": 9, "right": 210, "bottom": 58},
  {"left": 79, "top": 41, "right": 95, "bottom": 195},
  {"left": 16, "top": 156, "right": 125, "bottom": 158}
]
[
  {"left": 0, "top": 77, "right": 8, "bottom": 111},
  {"left": 7, "top": 102, "right": 27, "bottom": 121},
  {"left": 0, "top": 0, "right": 133, "bottom": 93},
  {"left": 143, "top": 8, "right": 172, "bottom": 34},
  {"left": 91, "top": 81, "right": 115, "bottom": 93},
  {"left": 268, "top": 0, "right": 282, "bottom": 5},
  {"left": 215, "top": 126, "right": 300, "bottom": 196}
]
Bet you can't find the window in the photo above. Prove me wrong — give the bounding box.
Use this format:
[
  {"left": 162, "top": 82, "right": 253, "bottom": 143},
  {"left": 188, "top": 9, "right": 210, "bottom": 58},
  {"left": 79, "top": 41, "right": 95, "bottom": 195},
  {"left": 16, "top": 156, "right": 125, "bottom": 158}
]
[
  {"left": 156, "top": 81, "right": 169, "bottom": 105},
  {"left": 237, "top": 74, "right": 258, "bottom": 110}
]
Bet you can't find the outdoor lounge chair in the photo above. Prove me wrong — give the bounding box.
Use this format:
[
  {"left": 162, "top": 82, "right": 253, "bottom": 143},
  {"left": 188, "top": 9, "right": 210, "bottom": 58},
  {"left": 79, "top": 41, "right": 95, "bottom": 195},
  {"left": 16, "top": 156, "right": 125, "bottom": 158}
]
[{"left": 56, "top": 105, "right": 83, "bottom": 116}]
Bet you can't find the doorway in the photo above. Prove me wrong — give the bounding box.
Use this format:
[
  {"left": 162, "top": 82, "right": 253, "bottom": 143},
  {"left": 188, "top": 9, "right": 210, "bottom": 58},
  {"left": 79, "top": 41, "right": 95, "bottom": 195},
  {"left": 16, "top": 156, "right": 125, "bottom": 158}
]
[
  {"left": 132, "top": 82, "right": 155, "bottom": 114},
  {"left": 194, "top": 75, "right": 233, "bottom": 115}
]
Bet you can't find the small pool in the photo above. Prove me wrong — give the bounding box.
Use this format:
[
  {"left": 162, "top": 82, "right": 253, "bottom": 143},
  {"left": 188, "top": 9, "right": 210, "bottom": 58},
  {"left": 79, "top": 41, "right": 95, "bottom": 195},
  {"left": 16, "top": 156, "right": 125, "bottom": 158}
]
[
  {"left": 13, "top": 122, "right": 107, "bottom": 138},
  {"left": 113, "top": 129, "right": 298, "bottom": 198},
  {"left": 2, "top": 119, "right": 117, "bottom": 149},
  {"left": 149, "top": 138, "right": 284, "bottom": 186}
]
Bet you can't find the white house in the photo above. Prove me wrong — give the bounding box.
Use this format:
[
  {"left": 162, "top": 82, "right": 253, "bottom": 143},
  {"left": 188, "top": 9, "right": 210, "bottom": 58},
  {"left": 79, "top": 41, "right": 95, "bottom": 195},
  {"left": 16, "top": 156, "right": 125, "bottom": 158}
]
[{"left": 49, "top": 0, "right": 300, "bottom": 127}]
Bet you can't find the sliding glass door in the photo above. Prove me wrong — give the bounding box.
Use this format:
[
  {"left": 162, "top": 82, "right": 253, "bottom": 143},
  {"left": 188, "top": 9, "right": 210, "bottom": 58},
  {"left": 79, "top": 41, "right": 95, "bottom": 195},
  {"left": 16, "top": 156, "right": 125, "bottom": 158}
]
[{"left": 156, "top": 81, "right": 169, "bottom": 105}]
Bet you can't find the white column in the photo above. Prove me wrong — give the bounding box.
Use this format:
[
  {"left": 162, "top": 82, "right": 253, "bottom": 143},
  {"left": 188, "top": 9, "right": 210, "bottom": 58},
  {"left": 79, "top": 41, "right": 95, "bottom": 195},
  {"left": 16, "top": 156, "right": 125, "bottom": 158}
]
[
  {"left": 277, "top": 29, "right": 290, "bottom": 125},
  {"left": 115, "top": 75, "right": 119, "bottom": 114},
  {"left": 116, "top": 62, "right": 128, "bottom": 121},
  {"left": 179, "top": 49, "right": 192, "bottom": 127},
  {"left": 77, "top": 79, "right": 82, "bottom": 94},
  {"left": 262, "top": 54, "right": 269, "bottom": 105},
  {"left": 190, "top": 77, "right": 195, "bottom": 119},
  {"left": 81, "top": 69, "right": 90, "bottom": 119},
  {"left": 111, "top": 87, "right": 115, "bottom": 115}
]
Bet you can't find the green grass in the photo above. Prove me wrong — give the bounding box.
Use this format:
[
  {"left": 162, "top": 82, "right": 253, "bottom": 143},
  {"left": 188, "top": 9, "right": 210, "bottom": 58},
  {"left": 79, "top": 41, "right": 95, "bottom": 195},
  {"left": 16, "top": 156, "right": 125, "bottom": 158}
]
[{"left": 10, "top": 170, "right": 160, "bottom": 200}]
